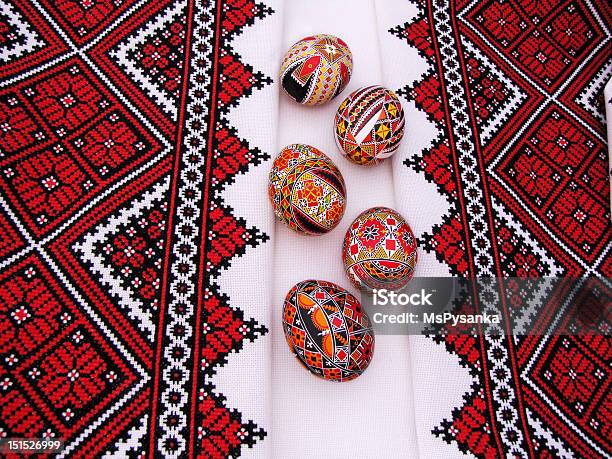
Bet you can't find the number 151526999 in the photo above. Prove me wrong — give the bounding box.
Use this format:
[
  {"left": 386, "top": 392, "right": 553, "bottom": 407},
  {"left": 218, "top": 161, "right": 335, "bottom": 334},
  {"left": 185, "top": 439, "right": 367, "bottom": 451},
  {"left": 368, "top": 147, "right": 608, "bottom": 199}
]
[{"left": 0, "top": 438, "right": 64, "bottom": 454}]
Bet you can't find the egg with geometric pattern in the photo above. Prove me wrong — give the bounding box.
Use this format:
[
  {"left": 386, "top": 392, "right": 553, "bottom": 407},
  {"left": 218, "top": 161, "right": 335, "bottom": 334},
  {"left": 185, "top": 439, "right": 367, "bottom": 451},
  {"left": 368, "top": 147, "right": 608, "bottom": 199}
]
[
  {"left": 335, "top": 86, "right": 405, "bottom": 165},
  {"left": 280, "top": 34, "right": 353, "bottom": 106},
  {"left": 282, "top": 279, "right": 375, "bottom": 382},
  {"left": 268, "top": 144, "right": 346, "bottom": 235},
  {"left": 343, "top": 207, "right": 417, "bottom": 291}
]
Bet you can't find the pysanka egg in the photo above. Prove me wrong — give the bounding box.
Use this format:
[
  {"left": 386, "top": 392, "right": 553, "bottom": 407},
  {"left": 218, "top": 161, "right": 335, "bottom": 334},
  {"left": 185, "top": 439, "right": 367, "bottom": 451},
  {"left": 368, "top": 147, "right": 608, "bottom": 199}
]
[
  {"left": 335, "top": 86, "right": 405, "bottom": 165},
  {"left": 280, "top": 34, "right": 353, "bottom": 106},
  {"left": 269, "top": 144, "right": 346, "bottom": 235},
  {"left": 343, "top": 207, "right": 417, "bottom": 291},
  {"left": 282, "top": 280, "right": 375, "bottom": 382}
]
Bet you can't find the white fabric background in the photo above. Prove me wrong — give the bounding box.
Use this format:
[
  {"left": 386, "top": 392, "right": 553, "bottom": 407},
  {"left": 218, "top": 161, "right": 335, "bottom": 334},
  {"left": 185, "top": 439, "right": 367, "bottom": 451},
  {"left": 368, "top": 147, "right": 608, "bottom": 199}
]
[
  {"left": 269, "top": 1, "right": 471, "bottom": 457},
  {"left": 271, "top": 1, "right": 417, "bottom": 457}
]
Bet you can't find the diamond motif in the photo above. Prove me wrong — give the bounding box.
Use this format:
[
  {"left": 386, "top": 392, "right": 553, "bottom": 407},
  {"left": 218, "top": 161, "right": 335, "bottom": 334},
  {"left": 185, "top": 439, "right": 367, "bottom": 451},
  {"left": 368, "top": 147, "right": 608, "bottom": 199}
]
[
  {"left": 466, "top": 0, "right": 605, "bottom": 92},
  {"left": 496, "top": 106, "right": 609, "bottom": 261},
  {"left": 528, "top": 335, "right": 609, "bottom": 441},
  {"left": 0, "top": 254, "right": 141, "bottom": 442},
  {"left": 74, "top": 178, "right": 169, "bottom": 342},
  {"left": 0, "top": 58, "right": 163, "bottom": 237},
  {"left": 108, "top": 0, "right": 186, "bottom": 121}
]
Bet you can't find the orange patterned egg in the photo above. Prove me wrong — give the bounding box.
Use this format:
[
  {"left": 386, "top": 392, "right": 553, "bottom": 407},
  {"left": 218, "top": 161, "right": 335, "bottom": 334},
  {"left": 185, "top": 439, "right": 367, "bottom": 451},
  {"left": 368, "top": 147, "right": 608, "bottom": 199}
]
[
  {"left": 269, "top": 144, "right": 346, "bottom": 235},
  {"left": 282, "top": 280, "right": 375, "bottom": 382}
]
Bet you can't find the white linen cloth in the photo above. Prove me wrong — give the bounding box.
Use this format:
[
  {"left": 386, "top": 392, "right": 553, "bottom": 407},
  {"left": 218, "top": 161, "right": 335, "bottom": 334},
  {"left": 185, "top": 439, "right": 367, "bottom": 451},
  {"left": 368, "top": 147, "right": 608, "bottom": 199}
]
[
  {"left": 270, "top": 0, "right": 419, "bottom": 456},
  {"left": 261, "top": 1, "right": 470, "bottom": 457}
]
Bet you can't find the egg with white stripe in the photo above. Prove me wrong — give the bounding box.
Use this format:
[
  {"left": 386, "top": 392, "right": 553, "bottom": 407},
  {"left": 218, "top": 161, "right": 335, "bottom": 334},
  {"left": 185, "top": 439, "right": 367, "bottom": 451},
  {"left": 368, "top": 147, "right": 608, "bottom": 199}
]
[{"left": 335, "top": 86, "right": 405, "bottom": 165}]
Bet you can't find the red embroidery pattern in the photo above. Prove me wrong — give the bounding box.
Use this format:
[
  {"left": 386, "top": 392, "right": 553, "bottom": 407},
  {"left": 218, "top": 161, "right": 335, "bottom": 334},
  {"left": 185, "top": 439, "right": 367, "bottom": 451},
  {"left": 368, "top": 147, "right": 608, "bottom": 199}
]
[
  {"left": 0, "top": 0, "right": 272, "bottom": 456},
  {"left": 392, "top": 0, "right": 611, "bottom": 457}
]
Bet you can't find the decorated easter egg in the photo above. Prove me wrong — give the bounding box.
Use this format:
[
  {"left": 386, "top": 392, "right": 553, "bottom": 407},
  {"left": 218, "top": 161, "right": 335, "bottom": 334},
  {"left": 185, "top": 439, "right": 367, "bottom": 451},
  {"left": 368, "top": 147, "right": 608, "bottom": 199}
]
[
  {"left": 335, "top": 86, "right": 405, "bottom": 165},
  {"left": 282, "top": 279, "right": 375, "bottom": 382},
  {"left": 343, "top": 207, "right": 417, "bottom": 291},
  {"left": 268, "top": 144, "right": 346, "bottom": 235},
  {"left": 280, "top": 34, "right": 353, "bottom": 106}
]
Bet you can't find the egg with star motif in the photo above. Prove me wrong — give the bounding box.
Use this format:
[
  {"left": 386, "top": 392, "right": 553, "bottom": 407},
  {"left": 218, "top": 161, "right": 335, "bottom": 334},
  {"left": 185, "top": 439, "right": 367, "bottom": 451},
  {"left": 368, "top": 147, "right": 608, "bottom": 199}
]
[{"left": 343, "top": 207, "right": 417, "bottom": 291}]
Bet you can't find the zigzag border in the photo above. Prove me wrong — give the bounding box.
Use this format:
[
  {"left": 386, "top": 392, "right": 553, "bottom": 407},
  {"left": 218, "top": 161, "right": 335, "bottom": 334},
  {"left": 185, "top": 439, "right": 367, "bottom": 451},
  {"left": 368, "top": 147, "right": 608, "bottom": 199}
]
[{"left": 150, "top": 0, "right": 274, "bottom": 456}]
